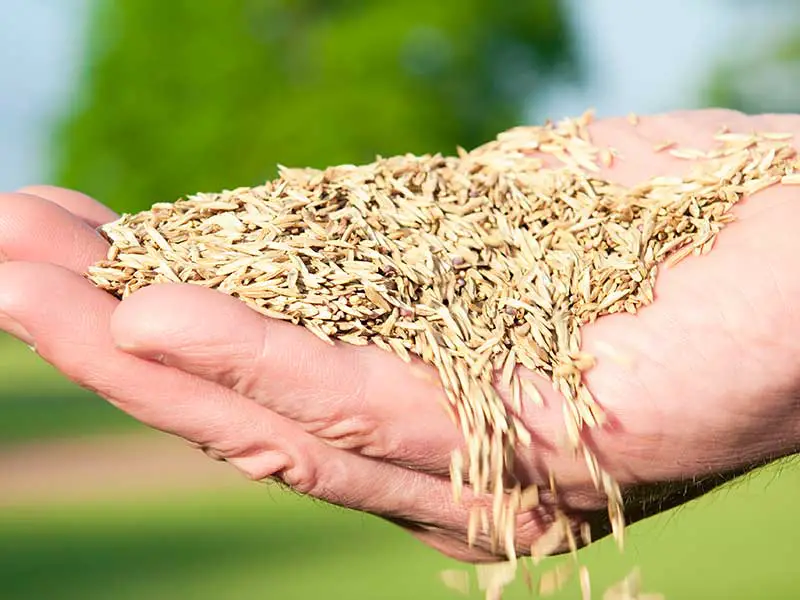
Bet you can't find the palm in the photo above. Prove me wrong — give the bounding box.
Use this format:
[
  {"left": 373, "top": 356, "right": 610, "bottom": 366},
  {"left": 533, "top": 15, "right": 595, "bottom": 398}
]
[
  {"left": 0, "top": 110, "right": 799, "bottom": 565},
  {"left": 505, "top": 112, "right": 800, "bottom": 530},
  {"left": 572, "top": 118, "right": 800, "bottom": 488}
]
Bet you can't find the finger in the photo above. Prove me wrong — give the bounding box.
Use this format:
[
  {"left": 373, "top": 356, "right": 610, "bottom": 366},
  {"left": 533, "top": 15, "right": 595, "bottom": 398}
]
[
  {"left": 0, "top": 193, "right": 109, "bottom": 271},
  {"left": 15, "top": 185, "right": 119, "bottom": 228},
  {"left": 0, "top": 261, "right": 517, "bottom": 558},
  {"left": 107, "top": 282, "right": 619, "bottom": 493},
  {"left": 110, "top": 282, "right": 467, "bottom": 474},
  {"left": 0, "top": 260, "right": 284, "bottom": 446}
]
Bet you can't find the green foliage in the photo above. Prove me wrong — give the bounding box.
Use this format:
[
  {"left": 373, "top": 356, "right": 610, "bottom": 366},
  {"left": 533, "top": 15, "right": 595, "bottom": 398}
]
[
  {"left": 53, "top": 0, "right": 579, "bottom": 214},
  {"left": 705, "top": 23, "right": 800, "bottom": 114}
]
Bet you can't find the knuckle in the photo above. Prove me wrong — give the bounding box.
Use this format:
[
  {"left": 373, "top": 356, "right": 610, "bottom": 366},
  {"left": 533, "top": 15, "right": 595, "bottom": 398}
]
[
  {"left": 514, "top": 509, "right": 546, "bottom": 550},
  {"left": 0, "top": 193, "right": 57, "bottom": 236},
  {"left": 225, "top": 365, "right": 259, "bottom": 399},
  {"left": 305, "top": 413, "right": 389, "bottom": 456},
  {"left": 227, "top": 444, "right": 325, "bottom": 499},
  {"left": 227, "top": 448, "right": 294, "bottom": 483},
  {"left": 281, "top": 459, "right": 324, "bottom": 496},
  {"left": 233, "top": 330, "right": 267, "bottom": 397},
  {"left": 0, "top": 191, "right": 39, "bottom": 210}
]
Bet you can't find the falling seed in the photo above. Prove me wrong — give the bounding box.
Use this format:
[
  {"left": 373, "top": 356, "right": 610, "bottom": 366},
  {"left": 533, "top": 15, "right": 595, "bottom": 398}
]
[
  {"left": 440, "top": 569, "right": 471, "bottom": 595},
  {"left": 476, "top": 562, "right": 518, "bottom": 600},
  {"left": 538, "top": 562, "right": 575, "bottom": 597},
  {"left": 580, "top": 566, "right": 591, "bottom": 600},
  {"left": 519, "top": 484, "right": 540, "bottom": 510},
  {"left": 520, "top": 377, "right": 545, "bottom": 407},
  {"left": 531, "top": 519, "right": 567, "bottom": 565}
]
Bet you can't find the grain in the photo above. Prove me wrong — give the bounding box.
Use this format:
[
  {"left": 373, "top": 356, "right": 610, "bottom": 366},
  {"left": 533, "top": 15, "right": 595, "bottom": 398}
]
[
  {"left": 538, "top": 561, "right": 575, "bottom": 597},
  {"left": 476, "top": 562, "right": 518, "bottom": 600},
  {"left": 781, "top": 173, "right": 800, "bottom": 184},
  {"left": 86, "top": 110, "right": 800, "bottom": 599},
  {"left": 652, "top": 140, "right": 676, "bottom": 153},
  {"left": 603, "top": 568, "right": 663, "bottom": 600},
  {"left": 580, "top": 565, "right": 592, "bottom": 600},
  {"left": 531, "top": 519, "right": 567, "bottom": 566},
  {"left": 440, "top": 569, "right": 471, "bottom": 595}
]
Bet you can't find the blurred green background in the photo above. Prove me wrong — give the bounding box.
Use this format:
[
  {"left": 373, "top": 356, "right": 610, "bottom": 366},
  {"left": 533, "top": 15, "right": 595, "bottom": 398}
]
[{"left": 2, "top": 1, "right": 800, "bottom": 598}]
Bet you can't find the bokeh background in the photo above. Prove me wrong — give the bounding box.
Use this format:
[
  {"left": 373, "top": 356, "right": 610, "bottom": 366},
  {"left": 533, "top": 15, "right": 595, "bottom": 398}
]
[{"left": 2, "top": 1, "right": 800, "bottom": 598}]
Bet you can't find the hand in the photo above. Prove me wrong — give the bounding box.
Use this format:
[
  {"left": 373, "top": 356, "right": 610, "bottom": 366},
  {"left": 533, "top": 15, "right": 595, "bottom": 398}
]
[{"left": 1, "top": 110, "right": 800, "bottom": 564}]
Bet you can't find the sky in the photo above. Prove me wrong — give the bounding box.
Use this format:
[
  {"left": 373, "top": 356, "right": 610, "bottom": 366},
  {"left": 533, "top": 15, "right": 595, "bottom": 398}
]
[
  {"left": 0, "top": 0, "right": 90, "bottom": 191},
  {"left": 0, "top": 1, "right": 781, "bottom": 192},
  {"left": 536, "top": 0, "right": 777, "bottom": 120}
]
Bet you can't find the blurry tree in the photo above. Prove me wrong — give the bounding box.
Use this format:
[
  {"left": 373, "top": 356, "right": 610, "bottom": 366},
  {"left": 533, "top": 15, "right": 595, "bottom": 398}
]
[
  {"left": 53, "top": 0, "right": 581, "bottom": 214},
  {"left": 705, "top": 13, "right": 800, "bottom": 114}
]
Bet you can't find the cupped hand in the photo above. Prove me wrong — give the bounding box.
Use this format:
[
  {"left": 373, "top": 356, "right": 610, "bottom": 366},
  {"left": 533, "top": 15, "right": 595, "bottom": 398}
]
[{"left": 2, "top": 110, "right": 800, "bottom": 564}]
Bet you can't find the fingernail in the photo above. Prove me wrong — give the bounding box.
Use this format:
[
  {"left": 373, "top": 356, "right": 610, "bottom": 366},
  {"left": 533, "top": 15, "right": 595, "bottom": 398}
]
[{"left": 0, "top": 312, "right": 33, "bottom": 346}]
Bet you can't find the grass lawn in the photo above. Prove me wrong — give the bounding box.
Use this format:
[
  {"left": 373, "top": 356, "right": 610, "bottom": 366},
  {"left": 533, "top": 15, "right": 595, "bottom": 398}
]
[
  {"left": 1, "top": 469, "right": 799, "bottom": 600},
  {"left": 0, "top": 335, "right": 145, "bottom": 445},
  {"left": 2, "top": 334, "right": 800, "bottom": 599}
]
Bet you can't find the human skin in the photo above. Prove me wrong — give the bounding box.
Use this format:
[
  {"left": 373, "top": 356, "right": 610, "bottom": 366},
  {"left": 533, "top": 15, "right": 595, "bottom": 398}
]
[{"left": 0, "top": 109, "right": 799, "bottom": 563}]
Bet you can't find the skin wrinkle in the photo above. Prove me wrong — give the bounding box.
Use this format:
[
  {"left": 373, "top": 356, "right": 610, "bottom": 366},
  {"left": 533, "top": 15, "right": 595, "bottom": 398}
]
[
  {"left": 380, "top": 467, "right": 435, "bottom": 517},
  {"left": 288, "top": 372, "right": 372, "bottom": 440},
  {"left": 315, "top": 456, "right": 371, "bottom": 509},
  {"left": 708, "top": 271, "right": 797, "bottom": 433},
  {"left": 335, "top": 349, "right": 371, "bottom": 425},
  {"left": 234, "top": 432, "right": 324, "bottom": 496},
  {"left": 729, "top": 275, "right": 770, "bottom": 355},
  {"left": 305, "top": 415, "right": 384, "bottom": 455},
  {"left": 228, "top": 450, "right": 294, "bottom": 482},
  {"left": 317, "top": 456, "right": 458, "bottom": 533},
  {"left": 200, "top": 308, "right": 405, "bottom": 463},
  {"left": 358, "top": 350, "right": 461, "bottom": 469},
  {"left": 765, "top": 258, "right": 795, "bottom": 342},
  {"left": 583, "top": 297, "right": 755, "bottom": 493},
  {"left": 246, "top": 317, "right": 364, "bottom": 423},
  {"left": 231, "top": 323, "right": 281, "bottom": 401},
  {"left": 706, "top": 270, "right": 751, "bottom": 377}
]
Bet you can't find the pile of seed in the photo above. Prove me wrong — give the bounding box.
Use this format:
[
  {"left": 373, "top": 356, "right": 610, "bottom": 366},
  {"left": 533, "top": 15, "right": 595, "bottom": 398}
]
[{"left": 87, "top": 111, "right": 799, "bottom": 598}]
